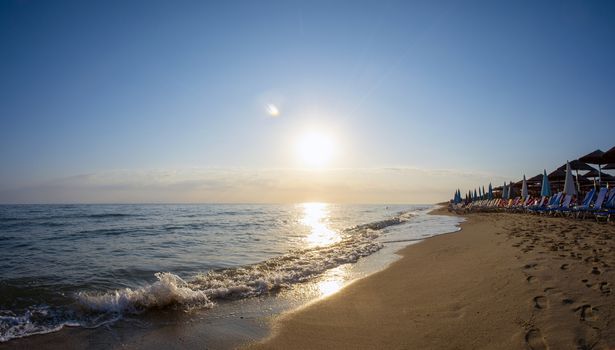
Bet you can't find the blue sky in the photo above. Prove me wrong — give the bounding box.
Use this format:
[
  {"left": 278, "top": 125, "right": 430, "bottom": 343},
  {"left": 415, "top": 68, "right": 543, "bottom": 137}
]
[{"left": 1, "top": 0, "right": 615, "bottom": 203}]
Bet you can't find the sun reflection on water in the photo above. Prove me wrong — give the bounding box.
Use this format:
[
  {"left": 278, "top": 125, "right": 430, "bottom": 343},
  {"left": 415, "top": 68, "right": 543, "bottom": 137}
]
[
  {"left": 316, "top": 265, "right": 348, "bottom": 297},
  {"left": 300, "top": 202, "right": 341, "bottom": 247}
]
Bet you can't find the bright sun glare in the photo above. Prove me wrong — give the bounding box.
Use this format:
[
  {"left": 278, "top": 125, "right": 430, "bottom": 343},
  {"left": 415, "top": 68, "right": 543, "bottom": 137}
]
[{"left": 295, "top": 131, "right": 336, "bottom": 168}]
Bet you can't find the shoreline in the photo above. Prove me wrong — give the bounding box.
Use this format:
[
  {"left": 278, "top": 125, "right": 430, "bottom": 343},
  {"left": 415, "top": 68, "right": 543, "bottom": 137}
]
[
  {"left": 248, "top": 208, "right": 615, "bottom": 349},
  {"left": 0, "top": 205, "right": 457, "bottom": 349}
]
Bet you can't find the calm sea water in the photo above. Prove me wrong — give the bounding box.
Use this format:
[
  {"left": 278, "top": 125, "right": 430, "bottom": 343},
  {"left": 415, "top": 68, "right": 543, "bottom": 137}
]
[{"left": 0, "top": 203, "right": 460, "bottom": 342}]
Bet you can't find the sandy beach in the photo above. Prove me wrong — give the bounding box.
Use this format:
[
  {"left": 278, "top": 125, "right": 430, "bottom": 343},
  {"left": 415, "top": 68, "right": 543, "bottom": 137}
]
[{"left": 249, "top": 208, "right": 615, "bottom": 350}]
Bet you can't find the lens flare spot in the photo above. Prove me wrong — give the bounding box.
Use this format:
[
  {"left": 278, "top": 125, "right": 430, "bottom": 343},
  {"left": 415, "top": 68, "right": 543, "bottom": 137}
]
[{"left": 266, "top": 104, "right": 280, "bottom": 117}]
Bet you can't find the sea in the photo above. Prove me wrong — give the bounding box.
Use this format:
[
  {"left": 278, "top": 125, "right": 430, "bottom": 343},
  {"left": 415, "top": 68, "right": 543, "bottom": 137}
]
[{"left": 0, "top": 203, "right": 462, "bottom": 344}]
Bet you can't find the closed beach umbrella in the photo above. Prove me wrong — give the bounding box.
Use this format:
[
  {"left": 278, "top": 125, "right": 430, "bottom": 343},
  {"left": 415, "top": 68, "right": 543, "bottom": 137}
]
[
  {"left": 521, "top": 175, "right": 528, "bottom": 199},
  {"left": 508, "top": 181, "right": 515, "bottom": 198},
  {"left": 474, "top": 189, "right": 478, "bottom": 200},
  {"left": 488, "top": 183, "right": 493, "bottom": 200},
  {"left": 482, "top": 186, "right": 486, "bottom": 200},
  {"left": 563, "top": 161, "right": 577, "bottom": 196},
  {"left": 502, "top": 182, "right": 508, "bottom": 200},
  {"left": 557, "top": 160, "right": 594, "bottom": 193},
  {"left": 541, "top": 169, "right": 551, "bottom": 197}
]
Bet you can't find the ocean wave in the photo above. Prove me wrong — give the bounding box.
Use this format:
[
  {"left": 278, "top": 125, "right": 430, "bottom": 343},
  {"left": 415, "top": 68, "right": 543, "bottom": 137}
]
[
  {"left": 0, "top": 307, "right": 79, "bottom": 342},
  {"left": 76, "top": 272, "right": 212, "bottom": 313},
  {"left": 77, "top": 214, "right": 410, "bottom": 309},
  {"left": 0, "top": 211, "right": 411, "bottom": 343},
  {"left": 86, "top": 213, "right": 135, "bottom": 219}
]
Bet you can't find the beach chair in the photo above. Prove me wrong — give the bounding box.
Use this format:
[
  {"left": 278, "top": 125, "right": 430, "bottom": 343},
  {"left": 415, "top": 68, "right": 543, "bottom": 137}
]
[
  {"left": 527, "top": 196, "right": 547, "bottom": 213},
  {"left": 594, "top": 188, "right": 615, "bottom": 222},
  {"left": 572, "top": 188, "right": 596, "bottom": 219},
  {"left": 520, "top": 196, "right": 533, "bottom": 212},
  {"left": 536, "top": 192, "right": 562, "bottom": 214},
  {"left": 512, "top": 196, "right": 530, "bottom": 212},
  {"left": 552, "top": 194, "right": 575, "bottom": 216},
  {"left": 604, "top": 190, "right": 615, "bottom": 222}
]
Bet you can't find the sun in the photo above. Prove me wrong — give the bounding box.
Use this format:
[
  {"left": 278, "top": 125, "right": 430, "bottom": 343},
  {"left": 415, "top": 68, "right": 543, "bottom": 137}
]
[{"left": 295, "top": 131, "right": 336, "bottom": 168}]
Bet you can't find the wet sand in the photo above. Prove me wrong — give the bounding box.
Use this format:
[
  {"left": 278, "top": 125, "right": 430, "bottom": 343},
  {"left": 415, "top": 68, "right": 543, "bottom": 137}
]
[{"left": 249, "top": 209, "right": 615, "bottom": 349}]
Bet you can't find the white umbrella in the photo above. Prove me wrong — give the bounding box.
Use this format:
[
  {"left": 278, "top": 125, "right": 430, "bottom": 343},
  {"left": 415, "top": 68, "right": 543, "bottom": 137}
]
[
  {"left": 563, "top": 161, "right": 577, "bottom": 196},
  {"left": 521, "top": 175, "right": 528, "bottom": 199}
]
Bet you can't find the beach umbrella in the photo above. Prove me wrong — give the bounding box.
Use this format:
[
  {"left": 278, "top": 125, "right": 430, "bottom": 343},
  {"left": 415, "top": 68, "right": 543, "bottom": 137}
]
[
  {"left": 548, "top": 168, "right": 567, "bottom": 181},
  {"left": 603, "top": 146, "right": 615, "bottom": 163},
  {"left": 474, "top": 189, "right": 478, "bottom": 200},
  {"left": 488, "top": 183, "right": 493, "bottom": 200},
  {"left": 508, "top": 181, "right": 515, "bottom": 198},
  {"left": 557, "top": 160, "right": 594, "bottom": 193},
  {"left": 540, "top": 169, "right": 551, "bottom": 197},
  {"left": 556, "top": 160, "right": 595, "bottom": 172},
  {"left": 482, "top": 186, "right": 486, "bottom": 200},
  {"left": 502, "top": 182, "right": 508, "bottom": 200},
  {"left": 479, "top": 187, "right": 483, "bottom": 199},
  {"left": 521, "top": 175, "right": 528, "bottom": 199},
  {"left": 563, "top": 161, "right": 577, "bottom": 196},
  {"left": 583, "top": 170, "right": 615, "bottom": 183},
  {"left": 579, "top": 149, "right": 605, "bottom": 184},
  {"left": 584, "top": 169, "right": 609, "bottom": 179},
  {"left": 527, "top": 173, "right": 543, "bottom": 183}
]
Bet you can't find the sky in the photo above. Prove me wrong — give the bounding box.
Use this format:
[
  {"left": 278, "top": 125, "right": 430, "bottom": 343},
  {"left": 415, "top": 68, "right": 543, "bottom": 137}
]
[{"left": 1, "top": 0, "right": 615, "bottom": 204}]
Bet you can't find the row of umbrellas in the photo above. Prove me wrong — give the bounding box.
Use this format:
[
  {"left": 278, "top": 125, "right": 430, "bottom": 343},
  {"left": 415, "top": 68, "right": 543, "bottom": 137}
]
[{"left": 452, "top": 147, "right": 615, "bottom": 204}]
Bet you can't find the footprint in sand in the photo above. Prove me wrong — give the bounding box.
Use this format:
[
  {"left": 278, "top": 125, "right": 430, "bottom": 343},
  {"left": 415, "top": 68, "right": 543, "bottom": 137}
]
[
  {"left": 599, "top": 282, "right": 611, "bottom": 296},
  {"left": 560, "top": 263, "right": 569, "bottom": 270},
  {"left": 526, "top": 275, "right": 536, "bottom": 283},
  {"left": 533, "top": 296, "right": 547, "bottom": 309},
  {"left": 525, "top": 329, "right": 548, "bottom": 350},
  {"left": 562, "top": 298, "right": 574, "bottom": 305},
  {"left": 577, "top": 337, "right": 600, "bottom": 350},
  {"left": 524, "top": 263, "right": 538, "bottom": 269},
  {"left": 575, "top": 304, "right": 598, "bottom": 322},
  {"left": 591, "top": 267, "right": 601, "bottom": 275}
]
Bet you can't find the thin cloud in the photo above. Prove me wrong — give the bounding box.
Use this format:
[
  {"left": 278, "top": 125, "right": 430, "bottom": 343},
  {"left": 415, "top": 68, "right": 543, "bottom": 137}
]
[{"left": 0, "top": 167, "right": 507, "bottom": 204}]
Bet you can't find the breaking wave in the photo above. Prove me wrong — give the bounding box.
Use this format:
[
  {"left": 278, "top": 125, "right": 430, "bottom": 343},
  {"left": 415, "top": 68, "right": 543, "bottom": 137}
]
[{"left": 1, "top": 213, "right": 411, "bottom": 342}]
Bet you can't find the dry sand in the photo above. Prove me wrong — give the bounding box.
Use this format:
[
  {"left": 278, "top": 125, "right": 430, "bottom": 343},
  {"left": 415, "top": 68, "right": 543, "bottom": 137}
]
[{"left": 248, "top": 209, "right": 615, "bottom": 350}]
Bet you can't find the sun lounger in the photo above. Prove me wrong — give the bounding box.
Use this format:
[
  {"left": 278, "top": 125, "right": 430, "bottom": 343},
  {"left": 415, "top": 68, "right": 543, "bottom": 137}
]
[
  {"left": 552, "top": 194, "right": 575, "bottom": 216},
  {"left": 535, "top": 192, "right": 562, "bottom": 214},
  {"left": 594, "top": 188, "right": 615, "bottom": 222},
  {"left": 527, "top": 196, "right": 547, "bottom": 213}
]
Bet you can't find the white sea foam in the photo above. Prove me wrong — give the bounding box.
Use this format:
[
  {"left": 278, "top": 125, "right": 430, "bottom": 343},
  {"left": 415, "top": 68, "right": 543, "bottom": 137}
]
[
  {"left": 1, "top": 212, "right": 412, "bottom": 343},
  {"left": 0, "top": 307, "right": 79, "bottom": 342},
  {"left": 76, "top": 272, "right": 212, "bottom": 313},
  {"left": 74, "top": 215, "right": 409, "bottom": 314}
]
